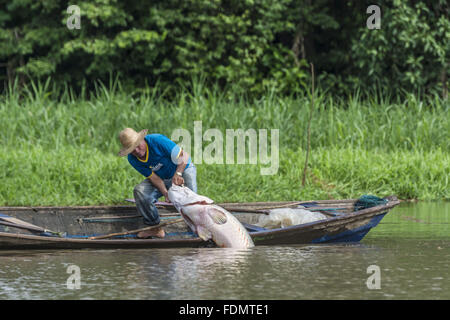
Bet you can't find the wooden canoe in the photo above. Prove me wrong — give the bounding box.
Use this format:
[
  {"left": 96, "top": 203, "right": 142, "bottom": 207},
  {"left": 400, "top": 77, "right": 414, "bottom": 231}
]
[{"left": 0, "top": 196, "right": 400, "bottom": 250}]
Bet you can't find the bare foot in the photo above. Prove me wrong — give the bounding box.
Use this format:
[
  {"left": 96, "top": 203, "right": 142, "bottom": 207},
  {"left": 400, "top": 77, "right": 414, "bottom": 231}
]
[{"left": 137, "top": 227, "right": 165, "bottom": 239}]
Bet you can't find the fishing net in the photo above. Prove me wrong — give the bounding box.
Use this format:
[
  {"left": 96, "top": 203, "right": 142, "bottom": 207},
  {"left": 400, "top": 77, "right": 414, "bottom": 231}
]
[{"left": 354, "top": 195, "right": 387, "bottom": 211}]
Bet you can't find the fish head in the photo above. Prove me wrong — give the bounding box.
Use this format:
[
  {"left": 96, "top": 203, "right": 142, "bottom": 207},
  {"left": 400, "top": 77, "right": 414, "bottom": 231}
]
[
  {"left": 179, "top": 204, "right": 209, "bottom": 230},
  {"left": 168, "top": 185, "right": 214, "bottom": 211},
  {"left": 179, "top": 205, "right": 228, "bottom": 242}
]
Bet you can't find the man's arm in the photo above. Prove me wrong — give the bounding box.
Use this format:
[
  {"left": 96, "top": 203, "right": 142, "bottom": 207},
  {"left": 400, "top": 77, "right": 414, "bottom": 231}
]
[
  {"left": 172, "top": 150, "right": 190, "bottom": 186},
  {"left": 148, "top": 173, "right": 170, "bottom": 202}
]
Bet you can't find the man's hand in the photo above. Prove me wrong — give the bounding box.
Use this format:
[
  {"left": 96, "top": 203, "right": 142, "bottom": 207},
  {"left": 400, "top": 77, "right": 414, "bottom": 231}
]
[
  {"left": 162, "top": 191, "right": 171, "bottom": 203},
  {"left": 148, "top": 173, "right": 172, "bottom": 203},
  {"left": 172, "top": 174, "right": 184, "bottom": 186}
]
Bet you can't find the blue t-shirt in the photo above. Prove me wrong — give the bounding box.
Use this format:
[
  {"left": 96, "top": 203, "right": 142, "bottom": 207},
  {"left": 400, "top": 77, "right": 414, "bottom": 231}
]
[{"left": 128, "top": 134, "right": 191, "bottom": 180}]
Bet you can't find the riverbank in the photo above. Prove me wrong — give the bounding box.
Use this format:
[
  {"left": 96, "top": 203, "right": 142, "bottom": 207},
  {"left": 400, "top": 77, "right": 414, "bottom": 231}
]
[
  {"left": 0, "top": 83, "right": 448, "bottom": 205},
  {"left": 0, "top": 145, "right": 447, "bottom": 206}
]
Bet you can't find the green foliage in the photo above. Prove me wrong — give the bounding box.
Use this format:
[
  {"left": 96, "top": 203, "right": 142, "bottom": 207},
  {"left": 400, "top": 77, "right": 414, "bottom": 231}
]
[
  {"left": 2, "top": 0, "right": 446, "bottom": 96},
  {"left": 1, "top": 1, "right": 448, "bottom": 205},
  {"left": 351, "top": 0, "right": 449, "bottom": 95},
  {"left": 0, "top": 80, "right": 448, "bottom": 205},
  {"left": 0, "top": 144, "right": 447, "bottom": 206},
  {"left": 0, "top": 0, "right": 312, "bottom": 94},
  {"left": 1, "top": 78, "right": 448, "bottom": 153}
]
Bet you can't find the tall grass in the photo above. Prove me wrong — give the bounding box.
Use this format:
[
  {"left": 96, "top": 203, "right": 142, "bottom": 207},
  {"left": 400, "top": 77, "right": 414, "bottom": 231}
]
[
  {"left": 1, "top": 79, "right": 448, "bottom": 153},
  {"left": 0, "top": 78, "right": 448, "bottom": 205},
  {"left": 0, "top": 145, "right": 447, "bottom": 205}
]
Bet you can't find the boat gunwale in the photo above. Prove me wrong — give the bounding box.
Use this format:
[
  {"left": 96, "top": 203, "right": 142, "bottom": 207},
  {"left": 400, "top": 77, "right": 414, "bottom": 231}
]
[{"left": 0, "top": 199, "right": 361, "bottom": 213}]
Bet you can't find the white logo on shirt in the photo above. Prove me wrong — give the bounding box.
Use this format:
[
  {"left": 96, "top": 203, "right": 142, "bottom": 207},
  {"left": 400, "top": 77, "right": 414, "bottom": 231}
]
[{"left": 152, "top": 163, "right": 163, "bottom": 171}]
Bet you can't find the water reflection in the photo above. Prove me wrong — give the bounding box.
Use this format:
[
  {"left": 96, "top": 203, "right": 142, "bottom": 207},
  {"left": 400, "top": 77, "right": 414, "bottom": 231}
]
[{"left": 365, "top": 201, "right": 450, "bottom": 240}]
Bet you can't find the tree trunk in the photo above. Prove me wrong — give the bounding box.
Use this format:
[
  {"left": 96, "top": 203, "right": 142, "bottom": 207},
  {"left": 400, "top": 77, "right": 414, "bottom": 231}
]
[
  {"left": 291, "top": 26, "right": 306, "bottom": 67},
  {"left": 441, "top": 68, "right": 448, "bottom": 100}
]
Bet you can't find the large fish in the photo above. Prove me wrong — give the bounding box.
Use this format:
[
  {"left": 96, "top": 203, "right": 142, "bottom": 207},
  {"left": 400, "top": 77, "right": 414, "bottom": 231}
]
[{"left": 167, "top": 185, "right": 255, "bottom": 248}]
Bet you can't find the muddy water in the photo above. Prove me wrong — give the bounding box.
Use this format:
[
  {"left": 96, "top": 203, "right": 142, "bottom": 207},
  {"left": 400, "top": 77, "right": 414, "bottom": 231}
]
[{"left": 0, "top": 202, "right": 448, "bottom": 300}]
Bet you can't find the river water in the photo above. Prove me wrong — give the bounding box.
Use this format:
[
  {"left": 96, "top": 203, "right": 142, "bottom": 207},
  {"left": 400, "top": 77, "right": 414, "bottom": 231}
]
[{"left": 0, "top": 202, "right": 448, "bottom": 300}]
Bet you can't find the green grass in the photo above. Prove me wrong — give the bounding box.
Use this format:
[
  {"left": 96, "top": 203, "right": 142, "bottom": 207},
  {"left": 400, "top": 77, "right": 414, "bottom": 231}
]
[
  {"left": 0, "top": 79, "right": 448, "bottom": 205},
  {"left": 0, "top": 146, "right": 447, "bottom": 205}
]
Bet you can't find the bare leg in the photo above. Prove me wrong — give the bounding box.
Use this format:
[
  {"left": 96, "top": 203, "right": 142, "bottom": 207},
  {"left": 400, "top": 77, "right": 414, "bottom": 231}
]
[{"left": 137, "top": 227, "right": 165, "bottom": 239}]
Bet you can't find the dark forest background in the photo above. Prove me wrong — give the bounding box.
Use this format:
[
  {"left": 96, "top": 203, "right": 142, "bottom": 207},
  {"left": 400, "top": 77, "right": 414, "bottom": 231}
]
[{"left": 1, "top": 0, "right": 448, "bottom": 97}]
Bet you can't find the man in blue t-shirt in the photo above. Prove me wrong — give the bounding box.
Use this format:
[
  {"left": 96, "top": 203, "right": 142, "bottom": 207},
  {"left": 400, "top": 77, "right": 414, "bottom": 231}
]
[{"left": 118, "top": 128, "right": 197, "bottom": 238}]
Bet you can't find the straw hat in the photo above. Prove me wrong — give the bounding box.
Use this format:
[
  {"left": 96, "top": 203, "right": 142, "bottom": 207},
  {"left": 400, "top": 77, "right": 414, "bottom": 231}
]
[{"left": 117, "top": 128, "right": 148, "bottom": 157}]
